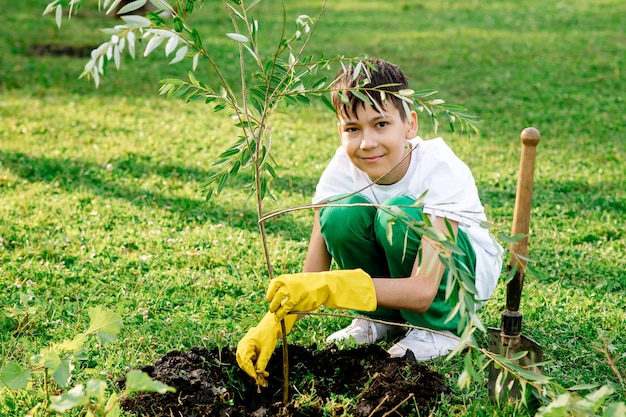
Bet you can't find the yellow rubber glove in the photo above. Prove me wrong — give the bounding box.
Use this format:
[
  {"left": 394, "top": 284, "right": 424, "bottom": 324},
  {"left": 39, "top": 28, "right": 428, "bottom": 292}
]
[
  {"left": 266, "top": 269, "right": 377, "bottom": 321},
  {"left": 236, "top": 312, "right": 297, "bottom": 387}
]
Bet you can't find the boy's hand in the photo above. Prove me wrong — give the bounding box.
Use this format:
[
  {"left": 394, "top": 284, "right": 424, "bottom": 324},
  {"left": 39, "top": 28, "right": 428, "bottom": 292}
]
[
  {"left": 266, "top": 269, "right": 377, "bottom": 321},
  {"left": 236, "top": 312, "right": 296, "bottom": 386}
]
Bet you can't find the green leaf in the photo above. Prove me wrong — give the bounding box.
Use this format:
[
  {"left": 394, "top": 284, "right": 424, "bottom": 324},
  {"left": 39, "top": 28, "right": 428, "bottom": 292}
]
[
  {"left": 229, "top": 159, "right": 241, "bottom": 175},
  {"left": 337, "top": 90, "right": 350, "bottom": 105},
  {"left": 173, "top": 16, "right": 184, "bottom": 32},
  {"left": 568, "top": 383, "right": 599, "bottom": 391},
  {"left": 516, "top": 368, "right": 550, "bottom": 383},
  {"left": 173, "top": 85, "right": 191, "bottom": 99},
  {"left": 57, "top": 333, "right": 87, "bottom": 353},
  {"left": 125, "top": 370, "right": 175, "bottom": 394},
  {"left": 226, "top": 33, "right": 249, "bottom": 43},
  {"left": 294, "top": 94, "right": 311, "bottom": 105},
  {"left": 184, "top": 0, "right": 194, "bottom": 13},
  {"left": 224, "top": 2, "right": 245, "bottom": 20},
  {"left": 191, "top": 28, "right": 202, "bottom": 50},
  {"left": 584, "top": 385, "right": 614, "bottom": 410},
  {"left": 412, "top": 89, "right": 438, "bottom": 98},
  {"left": 52, "top": 356, "right": 73, "bottom": 387},
  {"left": 55, "top": 4, "right": 62, "bottom": 28},
  {"left": 218, "top": 147, "right": 241, "bottom": 159},
  {"left": 50, "top": 384, "right": 88, "bottom": 412},
  {"left": 265, "top": 163, "right": 278, "bottom": 179},
  {"left": 479, "top": 220, "right": 493, "bottom": 229},
  {"left": 442, "top": 103, "right": 469, "bottom": 112},
  {"left": 85, "top": 306, "right": 123, "bottom": 344},
  {"left": 247, "top": 0, "right": 262, "bottom": 10},
  {"left": 457, "top": 369, "right": 470, "bottom": 389},
  {"left": 249, "top": 96, "right": 264, "bottom": 116},
  {"left": 1, "top": 362, "right": 31, "bottom": 390},
  {"left": 321, "top": 94, "right": 337, "bottom": 114},
  {"left": 217, "top": 172, "right": 229, "bottom": 193},
  {"left": 117, "top": 0, "right": 147, "bottom": 15},
  {"left": 259, "top": 176, "right": 268, "bottom": 199},
  {"left": 424, "top": 226, "right": 446, "bottom": 242},
  {"left": 536, "top": 393, "right": 572, "bottom": 417},
  {"left": 86, "top": 379, "right": 107, "bottom": 401},
  {"left": 311, "top": 76, "right": 327, "bottom": 90},
  {"left": 105, "top": 392, "right": 122, "bottom": 417},
  {"left": 604, "top": 402, "right": 626, "bottom": 417},
  {"left": 351, "top": 89, "right": 372, "bottom": 105},
  {"left": 43, "top": 349, "right": 62, "bottom": 370},
  {"left": 284, "top": 95, "right": 298, "bottom": 107},
  {"left": 119, "top": 14, "right": 151, "bottom": 28},
  {"left": 459, "top": 275, "right": 478, "bottom": 295},
  {"left": 497, "top": 232, "right": 526, "bottom": 245},
  {"left": 440, "top": 240, "right": 467, "bottom": 255},
  {"left": 205, "top": 187, "right": 214, "bottom": 201},
  {"left": 159, "top": 83, "right": 174, "bottom": 96},
  {"left": 510, "top": 350, "right": 529, "bottom": 361}
]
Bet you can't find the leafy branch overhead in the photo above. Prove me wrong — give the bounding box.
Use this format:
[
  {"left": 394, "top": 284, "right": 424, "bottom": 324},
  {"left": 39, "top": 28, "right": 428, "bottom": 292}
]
[{"left": 44, "top": 0, "right": 480, "bottom": 202}]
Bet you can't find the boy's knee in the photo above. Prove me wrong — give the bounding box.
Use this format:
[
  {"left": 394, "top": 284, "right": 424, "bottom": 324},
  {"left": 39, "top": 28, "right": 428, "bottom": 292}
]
[
  {"left": 319, "top": 194, "right": 376, "bottom": 244},
  {"left": 320, "top": 194, "right": 372, "bottom": 229}
]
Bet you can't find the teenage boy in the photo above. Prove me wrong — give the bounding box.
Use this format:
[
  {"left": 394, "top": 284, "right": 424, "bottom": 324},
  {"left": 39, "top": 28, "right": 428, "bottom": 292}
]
[{"left": 236, "top": 58, "right": 502, "bottom": 386}]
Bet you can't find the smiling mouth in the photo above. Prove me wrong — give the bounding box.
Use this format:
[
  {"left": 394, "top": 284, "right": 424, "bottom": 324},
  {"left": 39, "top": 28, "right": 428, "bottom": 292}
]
[{"left": 361, "top": 155, "right": 384, "bottom": 163}]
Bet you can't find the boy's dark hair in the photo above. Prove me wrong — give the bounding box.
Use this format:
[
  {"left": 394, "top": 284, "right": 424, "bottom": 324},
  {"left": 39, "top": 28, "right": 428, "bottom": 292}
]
[{"left": 331, "top": 58, "right": 410, "bottom": 121}]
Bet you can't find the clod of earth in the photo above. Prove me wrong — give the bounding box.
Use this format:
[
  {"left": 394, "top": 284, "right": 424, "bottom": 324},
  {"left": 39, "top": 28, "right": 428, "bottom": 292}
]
[{"left": 119, "top": 344, "right": 451, "bottom": 417}]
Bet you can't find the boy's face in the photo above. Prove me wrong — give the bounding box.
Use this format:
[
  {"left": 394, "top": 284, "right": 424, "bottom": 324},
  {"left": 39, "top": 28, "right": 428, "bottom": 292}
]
[{"left": 338, "top": 103, "right": 418, "bottom": 185}]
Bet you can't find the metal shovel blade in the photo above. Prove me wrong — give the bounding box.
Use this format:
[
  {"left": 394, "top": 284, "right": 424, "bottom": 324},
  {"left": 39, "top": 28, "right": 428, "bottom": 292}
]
[{"left": 487, "top": 326, "right": 543, "bottom": 400}]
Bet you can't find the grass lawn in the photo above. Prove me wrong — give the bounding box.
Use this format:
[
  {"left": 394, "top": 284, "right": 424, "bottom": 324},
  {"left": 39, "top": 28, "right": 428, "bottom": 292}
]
[{"left": 1, "top": 0, "right": 624, "bottom": 415}]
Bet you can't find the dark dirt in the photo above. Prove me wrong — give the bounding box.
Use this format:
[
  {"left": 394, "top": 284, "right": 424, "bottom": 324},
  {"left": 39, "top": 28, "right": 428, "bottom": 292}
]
[
  {"left": 119, "top": 344, "right": 451, "bottom": 417},
  {"left": 26, "top": 44, "right": 97, "bottom": 58}
]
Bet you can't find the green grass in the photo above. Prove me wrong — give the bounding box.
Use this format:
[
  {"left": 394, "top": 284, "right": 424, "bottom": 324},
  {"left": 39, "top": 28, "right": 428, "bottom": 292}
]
[{"left": 1, "top": 0, "right": 625, "bottom": 415}]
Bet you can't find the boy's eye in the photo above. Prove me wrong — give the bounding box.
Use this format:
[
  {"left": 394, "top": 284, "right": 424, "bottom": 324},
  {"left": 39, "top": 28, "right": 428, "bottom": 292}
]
[
  {"left": 377, "top": 121, "right": 388, "bottom": 128},
  {"left": 345, "top": 127, "right": 359, "bottom": 132}
]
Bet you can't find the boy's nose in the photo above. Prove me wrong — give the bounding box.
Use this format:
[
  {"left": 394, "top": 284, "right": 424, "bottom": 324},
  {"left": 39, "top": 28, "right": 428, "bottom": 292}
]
[{"left": 359, "top": 131, "right": 377, "bottom": 149}]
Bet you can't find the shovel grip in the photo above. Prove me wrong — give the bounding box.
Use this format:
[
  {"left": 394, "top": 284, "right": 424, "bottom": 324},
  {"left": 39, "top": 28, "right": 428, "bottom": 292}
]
[{"left": 506, "top": 127, "right": 541, "bottom": 313}]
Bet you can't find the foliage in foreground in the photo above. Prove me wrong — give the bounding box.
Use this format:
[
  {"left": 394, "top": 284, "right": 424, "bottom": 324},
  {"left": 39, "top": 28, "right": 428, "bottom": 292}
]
[{"left": 1, "top": 305, "right": 173, "bottom": 416}]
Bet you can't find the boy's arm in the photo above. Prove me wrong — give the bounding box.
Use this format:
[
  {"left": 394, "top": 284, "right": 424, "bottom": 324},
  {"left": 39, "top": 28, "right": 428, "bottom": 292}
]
[
  {"left": 302, "top": 209, "right": 332, "bottom": 272},
  {"left": 264, "top": 214, "right": 459, "bottom": 321},
  {"left": 372, "top": 214, "right": 458, "bottom": 312}
]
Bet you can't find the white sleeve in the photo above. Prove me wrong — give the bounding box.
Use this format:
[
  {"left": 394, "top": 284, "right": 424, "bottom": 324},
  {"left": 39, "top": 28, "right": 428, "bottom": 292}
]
[
  {"left": 413, "top": 139, "right": 503, "bottom": 304},
  {"left": 416, "top": 140, "right": 485, "bottom": 224}
]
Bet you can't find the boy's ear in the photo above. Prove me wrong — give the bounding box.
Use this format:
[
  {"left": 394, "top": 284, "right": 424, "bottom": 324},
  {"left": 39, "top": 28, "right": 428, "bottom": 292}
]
[{"left": 405, "top": 111, "right": 418, "bottom": 138}]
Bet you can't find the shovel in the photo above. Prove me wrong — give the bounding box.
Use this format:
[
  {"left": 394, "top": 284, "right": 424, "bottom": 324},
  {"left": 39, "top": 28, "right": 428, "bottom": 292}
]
[{"left": 488, "top": 127, "right": 544, "bottom": 401}]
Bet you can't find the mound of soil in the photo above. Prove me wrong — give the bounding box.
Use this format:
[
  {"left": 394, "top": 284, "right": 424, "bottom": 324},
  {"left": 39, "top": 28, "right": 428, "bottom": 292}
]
[{"left": 119, "top": 343, "right": 451, "bottom": 417}]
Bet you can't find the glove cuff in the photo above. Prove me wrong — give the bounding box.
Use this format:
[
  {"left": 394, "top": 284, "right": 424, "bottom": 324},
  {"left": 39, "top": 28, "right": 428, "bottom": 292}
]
[{"left": 324, "top": 268, "right": 377, "bottom": 312}]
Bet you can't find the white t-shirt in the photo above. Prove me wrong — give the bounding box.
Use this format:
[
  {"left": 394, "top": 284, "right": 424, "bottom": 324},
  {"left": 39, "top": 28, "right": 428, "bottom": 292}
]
[{"left": 313, "top": 136, "right": 503, "bottom": 302}]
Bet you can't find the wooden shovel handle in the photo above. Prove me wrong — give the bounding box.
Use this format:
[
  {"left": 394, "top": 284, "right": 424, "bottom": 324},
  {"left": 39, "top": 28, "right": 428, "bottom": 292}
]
[{"left": 506, "top": 127, "right": 541, "bottom": 312}]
